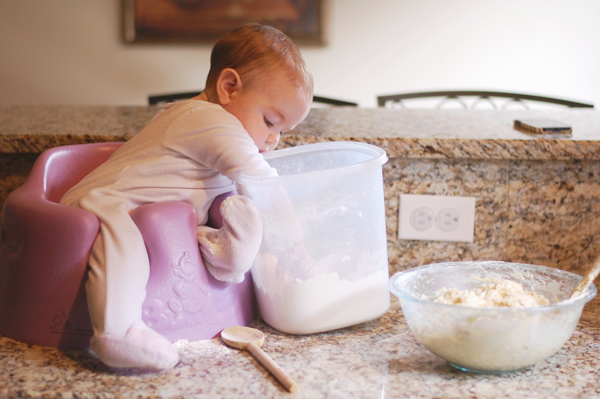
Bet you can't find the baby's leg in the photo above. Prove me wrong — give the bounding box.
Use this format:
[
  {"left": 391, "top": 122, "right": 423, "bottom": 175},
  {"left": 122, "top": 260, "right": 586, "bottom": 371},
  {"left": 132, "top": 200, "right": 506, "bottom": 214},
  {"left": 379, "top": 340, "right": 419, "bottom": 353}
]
[
  {"left": 197, "top": 195, "right": 262, "bottom": 283},
  {"left": 80, "top": 193, "right": 179, "bottom": 370}
]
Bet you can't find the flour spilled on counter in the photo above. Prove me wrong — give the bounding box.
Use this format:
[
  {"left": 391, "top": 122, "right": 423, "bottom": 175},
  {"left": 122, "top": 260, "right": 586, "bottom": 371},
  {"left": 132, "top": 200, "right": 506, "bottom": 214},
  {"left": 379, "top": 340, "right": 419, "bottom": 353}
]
[
  {"left": 173, "top": 339, "right": 231, "bottom": 363},
  {"left": 434, "top": 279, "right": 550, "bottom": 307}
]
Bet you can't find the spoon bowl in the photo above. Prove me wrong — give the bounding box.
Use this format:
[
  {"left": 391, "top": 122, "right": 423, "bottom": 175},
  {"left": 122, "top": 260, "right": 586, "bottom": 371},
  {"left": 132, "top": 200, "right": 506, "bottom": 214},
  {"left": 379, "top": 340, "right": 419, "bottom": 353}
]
[
  {"left": 221, "top": 326, "right": 264, "bottom": 350},
  {"left": 221, "top": 326, "right": 298, "bottom": 392}
]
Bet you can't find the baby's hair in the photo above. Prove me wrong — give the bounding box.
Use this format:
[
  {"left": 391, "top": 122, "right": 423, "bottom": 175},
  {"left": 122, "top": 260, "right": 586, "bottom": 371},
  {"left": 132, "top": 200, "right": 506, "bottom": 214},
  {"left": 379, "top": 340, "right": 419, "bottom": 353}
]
[{"left": 204, "top": 24, "right": 313, "bottom": 99}]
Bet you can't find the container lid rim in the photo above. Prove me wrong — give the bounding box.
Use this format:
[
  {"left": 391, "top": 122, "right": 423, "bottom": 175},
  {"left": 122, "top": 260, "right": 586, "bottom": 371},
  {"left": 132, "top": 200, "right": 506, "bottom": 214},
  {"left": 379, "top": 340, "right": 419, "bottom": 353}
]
[{"left": 236, "top": 141, "right": 388, "bottom": 187}]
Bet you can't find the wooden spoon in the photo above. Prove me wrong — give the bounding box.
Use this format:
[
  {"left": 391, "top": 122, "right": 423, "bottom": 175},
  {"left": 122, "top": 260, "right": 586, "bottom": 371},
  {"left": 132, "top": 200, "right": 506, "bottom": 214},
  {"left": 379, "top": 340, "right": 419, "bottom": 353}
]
[
  {"left": 569, "top": 255, "right": 600, "bottom": 299},
  {"left": 221, "top": 326, "right": 298, "bottom": 393}
]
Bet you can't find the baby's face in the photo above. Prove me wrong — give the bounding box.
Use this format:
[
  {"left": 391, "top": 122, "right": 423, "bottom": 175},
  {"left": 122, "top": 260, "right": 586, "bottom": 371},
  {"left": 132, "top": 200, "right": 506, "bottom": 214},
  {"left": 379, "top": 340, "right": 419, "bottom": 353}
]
[{"left": 225, "top": 69, "right": 311, "bottom": 152}]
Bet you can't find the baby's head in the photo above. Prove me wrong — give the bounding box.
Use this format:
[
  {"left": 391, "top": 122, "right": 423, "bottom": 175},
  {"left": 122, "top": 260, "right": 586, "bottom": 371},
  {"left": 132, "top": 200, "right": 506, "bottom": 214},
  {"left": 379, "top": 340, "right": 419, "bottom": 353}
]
[
  {"left": 205, "top": 24, "right": 313, "bottom": 102},
  {"left": 203, "top": 24, "right": 313, "bottom": 152}
]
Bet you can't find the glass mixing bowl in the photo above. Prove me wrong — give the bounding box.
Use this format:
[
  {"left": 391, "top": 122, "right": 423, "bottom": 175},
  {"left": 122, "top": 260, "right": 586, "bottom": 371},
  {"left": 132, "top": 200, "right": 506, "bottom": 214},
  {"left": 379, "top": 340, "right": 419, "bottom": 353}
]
[{"left": 389, "top": 261, "right": 597, "bottom": 373}]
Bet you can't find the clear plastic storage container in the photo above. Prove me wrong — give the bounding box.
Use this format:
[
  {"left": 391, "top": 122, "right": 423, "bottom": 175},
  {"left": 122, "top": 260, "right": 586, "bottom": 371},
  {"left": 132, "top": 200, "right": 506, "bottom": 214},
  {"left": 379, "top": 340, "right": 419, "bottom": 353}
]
[{"left": 237, "top": 142, "right": 390, "bottom": 334}]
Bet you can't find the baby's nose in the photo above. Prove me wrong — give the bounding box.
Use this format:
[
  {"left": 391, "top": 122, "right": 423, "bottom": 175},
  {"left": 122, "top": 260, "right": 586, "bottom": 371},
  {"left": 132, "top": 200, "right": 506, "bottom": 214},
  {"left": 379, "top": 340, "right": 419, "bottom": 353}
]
[{"left": 266, "top": 132, "right": 280, "bottom": 151}]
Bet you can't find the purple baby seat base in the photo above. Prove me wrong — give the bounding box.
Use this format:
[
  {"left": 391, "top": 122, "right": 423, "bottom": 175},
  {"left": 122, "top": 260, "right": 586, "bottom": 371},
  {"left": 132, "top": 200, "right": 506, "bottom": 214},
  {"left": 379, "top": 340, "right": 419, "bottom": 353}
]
[
  {"left": 133, "top": 199, "right": 256, "bottom": 343},
  {"left": 0, "top": 142, "right": 256, "bottom": 349}
]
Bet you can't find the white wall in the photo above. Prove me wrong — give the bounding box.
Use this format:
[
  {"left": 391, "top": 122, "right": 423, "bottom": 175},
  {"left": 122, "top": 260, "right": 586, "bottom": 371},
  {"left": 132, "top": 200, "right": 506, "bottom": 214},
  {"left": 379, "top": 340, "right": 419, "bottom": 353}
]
[{"left": 1, "top": 0, "right": 599, "bottom": 108}]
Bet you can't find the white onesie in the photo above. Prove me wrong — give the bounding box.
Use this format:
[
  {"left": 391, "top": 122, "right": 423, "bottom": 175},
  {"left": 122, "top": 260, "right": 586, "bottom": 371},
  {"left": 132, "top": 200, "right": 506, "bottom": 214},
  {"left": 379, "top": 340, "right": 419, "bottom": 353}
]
[{"left": 60, "top": 100, "right": 276, "bottom": 370}]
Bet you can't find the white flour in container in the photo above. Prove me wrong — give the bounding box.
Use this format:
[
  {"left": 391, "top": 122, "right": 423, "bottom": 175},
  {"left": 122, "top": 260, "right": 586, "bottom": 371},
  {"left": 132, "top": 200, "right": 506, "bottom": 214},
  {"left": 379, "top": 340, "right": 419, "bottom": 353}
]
[{"left": 252, "top": 252, "right": 390, "bottom": 334}]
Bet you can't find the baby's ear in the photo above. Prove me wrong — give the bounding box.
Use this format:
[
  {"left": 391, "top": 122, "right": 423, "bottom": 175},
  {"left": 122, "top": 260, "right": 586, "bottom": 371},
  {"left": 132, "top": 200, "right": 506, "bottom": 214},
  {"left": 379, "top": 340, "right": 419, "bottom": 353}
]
[{"left": 216, "top": 68, "right": 242, "bottom": 106}]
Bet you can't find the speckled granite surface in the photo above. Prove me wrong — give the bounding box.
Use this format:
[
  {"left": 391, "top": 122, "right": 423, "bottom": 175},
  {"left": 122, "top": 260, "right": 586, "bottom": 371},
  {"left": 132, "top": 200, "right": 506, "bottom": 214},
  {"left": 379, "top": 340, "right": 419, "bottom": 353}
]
[
  {"left": 2, "top": 107, "right": 600, "bottom": 275},
  {"left": 383, "top": 156, "right": 600, "bottom": 275},
  {"left": 2, "top": 106, "right": 600, "bottom": 397},
  {"left": 1, "top": 296, "right": 599, "bottom": 399},
  {"left": 2, "top": 107, "right": 600, "bottom": 159}
]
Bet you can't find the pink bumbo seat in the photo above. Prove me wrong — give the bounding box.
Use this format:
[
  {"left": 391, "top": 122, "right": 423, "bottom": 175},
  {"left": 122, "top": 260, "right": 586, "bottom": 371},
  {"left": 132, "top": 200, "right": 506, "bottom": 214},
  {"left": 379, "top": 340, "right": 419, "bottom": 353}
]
[{"left": 0, "top": 142, "right": 256, "bottom": 349}]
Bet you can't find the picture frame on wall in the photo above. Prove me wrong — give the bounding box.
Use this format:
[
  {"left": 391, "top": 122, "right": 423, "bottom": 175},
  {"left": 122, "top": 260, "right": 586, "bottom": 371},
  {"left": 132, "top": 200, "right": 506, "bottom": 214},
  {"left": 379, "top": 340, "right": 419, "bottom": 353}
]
[{"left": 123, "top": 0, "right": 325, "bottom": 45}]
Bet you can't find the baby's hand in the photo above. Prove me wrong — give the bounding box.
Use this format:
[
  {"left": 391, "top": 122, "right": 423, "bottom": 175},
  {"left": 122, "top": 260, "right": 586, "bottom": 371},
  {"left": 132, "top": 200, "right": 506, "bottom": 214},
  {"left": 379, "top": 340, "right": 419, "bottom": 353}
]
[
  {"left": 204, "top": 262, "right": 248, "bottom": 284},
  {"left": 197, "top": 195, "right": 262, "bottom": 284}
]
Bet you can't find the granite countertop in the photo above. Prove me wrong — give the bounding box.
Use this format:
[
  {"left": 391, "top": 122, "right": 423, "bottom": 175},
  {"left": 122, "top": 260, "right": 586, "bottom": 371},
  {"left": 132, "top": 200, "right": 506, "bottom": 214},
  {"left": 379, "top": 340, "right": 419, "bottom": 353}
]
[
  {"left": 2, "top": 106, "right": 600, "bottom": 397},
  {"left": 2, "top": 106, "right": 600, "bottom": 160},
  {"left": 1, "top": 295, "right": 599, "bottom": 399}
]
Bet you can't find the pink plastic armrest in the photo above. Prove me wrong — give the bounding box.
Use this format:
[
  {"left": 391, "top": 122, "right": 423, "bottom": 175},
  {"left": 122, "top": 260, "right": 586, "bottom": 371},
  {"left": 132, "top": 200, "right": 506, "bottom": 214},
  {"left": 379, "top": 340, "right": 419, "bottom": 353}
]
[{"left": 131, "top": 197, "right": 256, "bottom": 342}]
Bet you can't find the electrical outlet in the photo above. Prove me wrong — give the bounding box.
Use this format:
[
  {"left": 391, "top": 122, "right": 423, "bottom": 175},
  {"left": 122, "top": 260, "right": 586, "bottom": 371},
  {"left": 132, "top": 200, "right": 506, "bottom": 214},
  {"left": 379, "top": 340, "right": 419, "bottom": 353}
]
[
  {"left": 410, "top": 207, "right": 434, "bottom": 231},
  {"left": 398, "top": 194, "right": 476, "bottom": 242}
]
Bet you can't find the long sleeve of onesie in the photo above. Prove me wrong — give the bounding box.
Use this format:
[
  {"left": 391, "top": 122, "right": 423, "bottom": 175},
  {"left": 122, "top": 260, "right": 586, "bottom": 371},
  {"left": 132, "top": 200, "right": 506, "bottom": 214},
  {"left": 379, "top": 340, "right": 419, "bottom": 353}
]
[
  {"left": 59, "top": 100, "right": 276, "bottom": 370},
  {"left": 62, "top": 101, "right": 276, "bottom": 222}
]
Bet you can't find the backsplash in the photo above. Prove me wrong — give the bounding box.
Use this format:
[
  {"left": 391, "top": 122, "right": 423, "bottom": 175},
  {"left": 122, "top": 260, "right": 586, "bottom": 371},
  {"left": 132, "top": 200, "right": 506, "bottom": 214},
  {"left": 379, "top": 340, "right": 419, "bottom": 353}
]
[
  {"left": 2, "top": 106, "right": 600, "bottom": 277},
  {"left": 384, "top": 156, "right": 600, "bottom": 276}
]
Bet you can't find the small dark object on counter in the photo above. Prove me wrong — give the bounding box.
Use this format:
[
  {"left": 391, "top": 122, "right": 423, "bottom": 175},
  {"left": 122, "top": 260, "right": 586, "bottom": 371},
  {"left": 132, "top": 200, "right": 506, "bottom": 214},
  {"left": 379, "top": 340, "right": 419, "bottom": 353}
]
[{"left": 514, "top": 118, "right": 573, "bottom": 135}]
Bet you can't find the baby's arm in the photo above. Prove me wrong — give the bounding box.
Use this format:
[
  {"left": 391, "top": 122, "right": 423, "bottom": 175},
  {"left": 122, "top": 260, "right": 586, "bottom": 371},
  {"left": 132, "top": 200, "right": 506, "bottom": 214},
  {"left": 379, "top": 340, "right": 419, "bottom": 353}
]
[
  {"left": 197, "top": 195, "right": 263, "bottom": 283},
  {"left": 164, "top": 107, "right": 309, "bottom": 281},
  {"left": 164, "top": 106, "right": 277, "bottom": 180},
  {"left": 162, "top": 108, "right": 275, "bottom": 282}
]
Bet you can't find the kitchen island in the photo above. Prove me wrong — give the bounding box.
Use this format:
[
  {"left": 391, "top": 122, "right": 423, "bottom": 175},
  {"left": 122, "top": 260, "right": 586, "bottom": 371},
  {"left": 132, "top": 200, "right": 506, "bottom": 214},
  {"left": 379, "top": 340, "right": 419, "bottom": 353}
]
[
  {"left": 0, "top": 106, "right": 600, "bottom": 274},
  {"left": 1, "top": 106, "right": 600, "bottom": 397},
  {"left": 2, "top": 107, "right": 600, "bottom": 275}
]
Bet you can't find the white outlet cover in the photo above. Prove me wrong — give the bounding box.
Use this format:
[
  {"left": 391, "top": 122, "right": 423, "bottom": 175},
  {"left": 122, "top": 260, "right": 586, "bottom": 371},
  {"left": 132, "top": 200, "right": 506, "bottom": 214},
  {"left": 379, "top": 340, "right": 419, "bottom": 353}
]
[{"left": 398, "top": 194, "right": 476, "bottom": 242}]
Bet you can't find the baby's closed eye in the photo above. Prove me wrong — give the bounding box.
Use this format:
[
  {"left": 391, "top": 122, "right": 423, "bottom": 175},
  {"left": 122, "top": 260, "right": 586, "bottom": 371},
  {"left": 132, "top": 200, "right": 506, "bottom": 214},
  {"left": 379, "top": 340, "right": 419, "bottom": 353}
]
[{"left": 264, "top": 117, "right": 274, "bottom": 127}]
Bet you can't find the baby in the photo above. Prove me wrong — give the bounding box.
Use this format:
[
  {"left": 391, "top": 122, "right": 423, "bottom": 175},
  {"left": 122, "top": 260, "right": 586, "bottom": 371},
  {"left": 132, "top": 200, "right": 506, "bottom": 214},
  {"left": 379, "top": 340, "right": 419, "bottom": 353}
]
[{"left": 60, "top": 24, "right": 313, "bottom": 370}]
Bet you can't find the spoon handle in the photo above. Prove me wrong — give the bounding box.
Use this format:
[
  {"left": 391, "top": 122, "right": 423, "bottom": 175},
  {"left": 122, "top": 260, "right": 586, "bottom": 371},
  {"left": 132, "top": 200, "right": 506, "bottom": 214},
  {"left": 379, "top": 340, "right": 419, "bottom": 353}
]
[
  {"left": 570, "top": 255, "right": 600, "bottom": 299},
  {"left": 247, "top": 342, "right": 299, "bottom": 393}
]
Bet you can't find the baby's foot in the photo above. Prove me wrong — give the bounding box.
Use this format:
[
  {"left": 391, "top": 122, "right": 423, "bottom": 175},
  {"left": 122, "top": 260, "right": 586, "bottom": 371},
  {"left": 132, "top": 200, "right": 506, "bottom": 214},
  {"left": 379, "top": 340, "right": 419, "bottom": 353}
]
[
  {"left": 91, "top": 322, "right": 179, "bottom": 370},
  {"left": 198, "top": 195, "right": 262, "bottom": 283}
]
